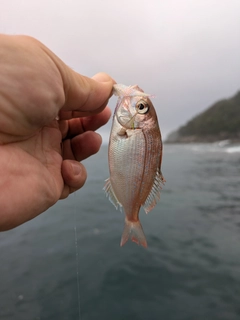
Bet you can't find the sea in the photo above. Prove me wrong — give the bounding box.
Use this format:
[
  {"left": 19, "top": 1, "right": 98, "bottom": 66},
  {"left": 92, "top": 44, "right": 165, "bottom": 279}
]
[{"left": 0, "top": 143, "right": 240, "bottom": 320}]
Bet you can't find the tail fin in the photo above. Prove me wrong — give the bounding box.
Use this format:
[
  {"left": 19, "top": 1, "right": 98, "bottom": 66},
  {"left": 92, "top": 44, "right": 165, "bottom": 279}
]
[{"left": 120, "top": 220, "right": 147, "bottom": 248}]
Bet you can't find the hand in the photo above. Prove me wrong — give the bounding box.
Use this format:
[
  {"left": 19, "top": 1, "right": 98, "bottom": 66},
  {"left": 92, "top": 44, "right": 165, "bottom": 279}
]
[{"left": 0, "top": 35, "right": 115, "bottom": 231}]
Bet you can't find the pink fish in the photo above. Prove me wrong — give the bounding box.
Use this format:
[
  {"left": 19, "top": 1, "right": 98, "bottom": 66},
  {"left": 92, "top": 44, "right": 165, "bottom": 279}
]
[{"left": 104, "top": 84, "right": 165, "bottom": 247}]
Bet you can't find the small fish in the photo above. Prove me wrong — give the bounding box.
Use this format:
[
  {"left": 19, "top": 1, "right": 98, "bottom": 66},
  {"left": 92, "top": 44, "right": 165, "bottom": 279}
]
[{"left": 104, "top": 84, "right": 165, "bottom": 247}]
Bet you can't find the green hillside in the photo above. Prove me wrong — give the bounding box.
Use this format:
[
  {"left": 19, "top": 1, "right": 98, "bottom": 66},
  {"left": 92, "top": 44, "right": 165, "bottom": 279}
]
[{"left": 166, "top": 91, "right": 240, "bottom": 143}]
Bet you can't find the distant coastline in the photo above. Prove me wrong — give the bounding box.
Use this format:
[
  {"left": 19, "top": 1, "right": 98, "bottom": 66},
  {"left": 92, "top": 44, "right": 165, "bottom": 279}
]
[{"left": 165, "top": 91, "right": 240, "bottom": 144}]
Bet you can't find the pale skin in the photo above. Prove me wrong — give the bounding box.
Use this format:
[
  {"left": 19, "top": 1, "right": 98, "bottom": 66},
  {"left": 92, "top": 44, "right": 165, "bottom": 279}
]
[{"left": 0, "top": 34, "right": 115, "bottom": 231}]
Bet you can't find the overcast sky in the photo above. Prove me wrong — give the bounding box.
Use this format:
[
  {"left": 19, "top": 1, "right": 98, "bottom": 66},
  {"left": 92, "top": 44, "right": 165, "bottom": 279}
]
[{"left": 1, "top": 0, "right": 240, "bottom": 140}]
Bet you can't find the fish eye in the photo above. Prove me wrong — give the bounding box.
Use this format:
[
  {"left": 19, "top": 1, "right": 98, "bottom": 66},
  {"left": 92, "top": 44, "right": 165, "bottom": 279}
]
[{"left": 136, "top": 102, "right": 149, "bottom": 114}]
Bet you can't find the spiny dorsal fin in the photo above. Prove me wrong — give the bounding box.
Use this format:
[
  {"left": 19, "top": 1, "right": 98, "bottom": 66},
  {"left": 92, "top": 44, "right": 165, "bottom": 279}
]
[{"left": 143, "top": 170, "right": 165, "bottom": 214}]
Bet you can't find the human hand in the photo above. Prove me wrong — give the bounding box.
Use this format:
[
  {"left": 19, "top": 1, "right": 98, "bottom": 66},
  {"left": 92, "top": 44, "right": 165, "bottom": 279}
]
[{"left": 0, "top": 34, "right": 115, "bottom": 231}]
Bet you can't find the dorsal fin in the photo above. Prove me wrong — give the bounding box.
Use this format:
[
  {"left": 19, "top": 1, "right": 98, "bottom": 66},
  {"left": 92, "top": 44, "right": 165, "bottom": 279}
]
[{"left": 143, "top": 170, "right": 165, "bottom": 214}]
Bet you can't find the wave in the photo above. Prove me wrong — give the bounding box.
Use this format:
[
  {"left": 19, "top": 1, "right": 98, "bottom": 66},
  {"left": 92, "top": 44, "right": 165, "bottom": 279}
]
[
  {"left": 225, "top": 146, "right": 240, "bottom": 153},
  {"left": 164, "top": 142, "right": 240, "bottom": 154}
]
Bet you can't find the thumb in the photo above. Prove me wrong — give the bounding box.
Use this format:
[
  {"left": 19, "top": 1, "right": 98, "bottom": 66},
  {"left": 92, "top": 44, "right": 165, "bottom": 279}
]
[
  {"left": 38, "top": 38, "right": 115, "bottom": 116},
  {"left": 44, "top": 43, "right": 115, "bottom": 115},
  {"left": 61, "top": 69, "right": 115, "bottom": 114}
]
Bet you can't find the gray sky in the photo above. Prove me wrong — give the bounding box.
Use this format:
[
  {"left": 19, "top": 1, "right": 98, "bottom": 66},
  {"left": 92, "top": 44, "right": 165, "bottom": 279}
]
[{"left": 1, "top": 0, "right": 240, "bottom": 140}]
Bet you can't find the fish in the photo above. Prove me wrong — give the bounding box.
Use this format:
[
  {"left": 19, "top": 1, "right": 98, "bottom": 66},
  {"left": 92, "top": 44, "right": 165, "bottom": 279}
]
[{"left": 104, "top": 84, "right": 165, "bottom": 247}]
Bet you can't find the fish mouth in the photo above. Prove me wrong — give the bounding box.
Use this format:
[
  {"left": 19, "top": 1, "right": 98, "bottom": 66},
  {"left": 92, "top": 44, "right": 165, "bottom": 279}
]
[{"left": 117, "top": 112, "right": 138, "bottom": 129}]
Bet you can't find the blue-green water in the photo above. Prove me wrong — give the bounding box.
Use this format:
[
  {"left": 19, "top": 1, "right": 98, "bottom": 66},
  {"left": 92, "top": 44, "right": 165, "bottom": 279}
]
[{"left": 1, "top": 143, "right": 240, "bottom": 320}]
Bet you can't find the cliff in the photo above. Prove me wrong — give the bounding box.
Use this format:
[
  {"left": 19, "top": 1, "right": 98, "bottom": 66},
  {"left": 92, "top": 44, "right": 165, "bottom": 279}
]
[{"left": 165, "top": 91, "right": 240, "bottom": 143}]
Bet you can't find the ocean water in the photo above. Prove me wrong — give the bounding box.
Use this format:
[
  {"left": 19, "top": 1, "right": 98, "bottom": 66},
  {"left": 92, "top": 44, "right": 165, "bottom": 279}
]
[{"left": 0, "top": 143, "right": 240, "bottom": 320}]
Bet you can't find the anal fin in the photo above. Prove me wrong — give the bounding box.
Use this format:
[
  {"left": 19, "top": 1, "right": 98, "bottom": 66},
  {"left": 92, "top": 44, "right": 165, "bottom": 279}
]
[{"left": 103, "top": 178, "right": 122, "bottom": 211}]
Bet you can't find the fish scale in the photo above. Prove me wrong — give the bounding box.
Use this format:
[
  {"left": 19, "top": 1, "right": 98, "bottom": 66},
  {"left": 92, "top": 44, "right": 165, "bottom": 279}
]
[{"left": 110, "top": 129, "right": 145, "bottom": 216}]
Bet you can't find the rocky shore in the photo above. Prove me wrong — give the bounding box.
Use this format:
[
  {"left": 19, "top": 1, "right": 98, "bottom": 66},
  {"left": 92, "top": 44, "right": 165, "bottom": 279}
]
[{"left": 165, "top": 91, "right": 240, "bottom": 144}]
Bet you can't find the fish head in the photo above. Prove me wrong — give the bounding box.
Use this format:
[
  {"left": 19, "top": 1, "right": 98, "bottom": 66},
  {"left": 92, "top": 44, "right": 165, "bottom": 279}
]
[{"left": 113, "top": 84, "right": 158, "bottom": 130}]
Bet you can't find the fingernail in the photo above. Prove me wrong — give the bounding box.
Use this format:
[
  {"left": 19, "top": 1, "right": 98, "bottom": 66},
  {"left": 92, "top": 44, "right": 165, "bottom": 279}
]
[{"left": 71, "top": 163, "right": 81, "bottom": 175}]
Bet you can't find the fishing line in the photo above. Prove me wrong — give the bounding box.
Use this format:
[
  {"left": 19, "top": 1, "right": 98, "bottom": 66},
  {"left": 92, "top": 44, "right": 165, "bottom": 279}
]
[{"left": 74, "top": 191, "right": 81, "bottom": 320}]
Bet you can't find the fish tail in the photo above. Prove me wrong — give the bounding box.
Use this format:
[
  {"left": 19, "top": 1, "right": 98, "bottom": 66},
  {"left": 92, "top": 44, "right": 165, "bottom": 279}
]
[{"left": 120, "top": 219, "right": 147, "bottom": 248}]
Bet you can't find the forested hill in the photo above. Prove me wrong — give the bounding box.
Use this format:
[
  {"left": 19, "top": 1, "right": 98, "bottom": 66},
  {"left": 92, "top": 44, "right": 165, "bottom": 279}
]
[{"left": 166, "top": 91, "right": 240, "bottom": 143}]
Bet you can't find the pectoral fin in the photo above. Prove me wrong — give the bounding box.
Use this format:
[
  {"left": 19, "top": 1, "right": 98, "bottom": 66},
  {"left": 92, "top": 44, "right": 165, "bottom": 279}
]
[
  {"left": 103, "top": 178, "right": 122, "bottom": 211},
  {"left": 117, "top": 127, "right": 127, "bottom": 136},
  {"left": 143, "top": 170, "right": 165, "bottom": 214}
]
